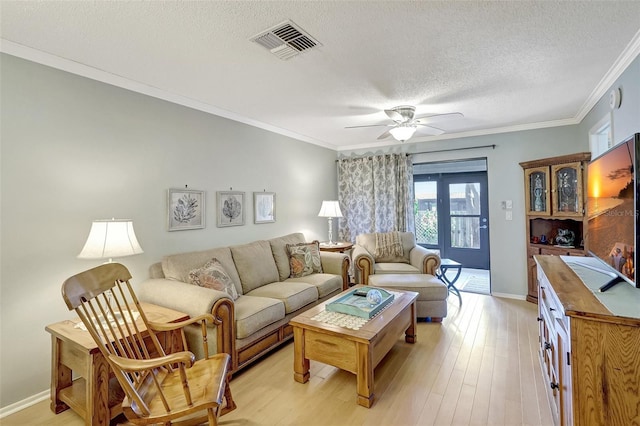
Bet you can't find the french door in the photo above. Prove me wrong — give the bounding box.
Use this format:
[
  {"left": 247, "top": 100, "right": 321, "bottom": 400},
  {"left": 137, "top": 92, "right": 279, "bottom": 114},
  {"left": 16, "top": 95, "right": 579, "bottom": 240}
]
[{"left": 414, "top": 171, "right": 490, "bottom": 269}]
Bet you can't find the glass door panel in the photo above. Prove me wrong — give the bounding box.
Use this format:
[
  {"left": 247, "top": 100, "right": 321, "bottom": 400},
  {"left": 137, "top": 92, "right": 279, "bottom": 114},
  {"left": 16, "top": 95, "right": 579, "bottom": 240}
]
[
  {"left": 415, "top": 180, "right": 438, "bottom": 246},
  {"left": 551, "top": 162, "right": 583, "bottom": 217},
  {"left": 524, "top": 166, "right": 551, "bottom": 216},
  {"left": 451, "top": 216, "right": 480, "bottom": 249}
]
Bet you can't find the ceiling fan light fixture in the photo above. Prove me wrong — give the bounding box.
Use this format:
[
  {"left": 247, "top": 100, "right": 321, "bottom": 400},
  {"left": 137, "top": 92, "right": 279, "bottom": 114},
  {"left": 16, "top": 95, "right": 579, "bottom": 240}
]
[{"left": 389, "top": 125, "right": 417, "bottom": 142}]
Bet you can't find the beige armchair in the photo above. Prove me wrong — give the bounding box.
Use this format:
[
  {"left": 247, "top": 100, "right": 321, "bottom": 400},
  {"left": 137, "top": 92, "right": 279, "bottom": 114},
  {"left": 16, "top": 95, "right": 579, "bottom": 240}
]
[{"left": 352, "top": 232, "right": 441, "bottom": 284}]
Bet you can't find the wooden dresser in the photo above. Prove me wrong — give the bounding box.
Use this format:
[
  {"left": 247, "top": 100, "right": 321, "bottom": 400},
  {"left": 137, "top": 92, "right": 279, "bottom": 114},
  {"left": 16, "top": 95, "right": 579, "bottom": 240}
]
[{"left": 535, "top": 255, "right": 640, "bottom": 426}]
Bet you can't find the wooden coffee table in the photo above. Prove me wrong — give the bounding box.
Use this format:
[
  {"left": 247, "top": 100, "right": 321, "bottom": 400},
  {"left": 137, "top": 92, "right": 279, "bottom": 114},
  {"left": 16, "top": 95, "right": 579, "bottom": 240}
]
[{"left": 290, "top": 286, "right": 417, "bottom": 408}]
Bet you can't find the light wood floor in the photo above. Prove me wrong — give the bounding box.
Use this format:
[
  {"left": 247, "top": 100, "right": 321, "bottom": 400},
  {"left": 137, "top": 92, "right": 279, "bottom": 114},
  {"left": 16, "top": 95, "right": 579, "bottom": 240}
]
[{"left": 3, "top": 292, "right": 553, "bottom": 426}]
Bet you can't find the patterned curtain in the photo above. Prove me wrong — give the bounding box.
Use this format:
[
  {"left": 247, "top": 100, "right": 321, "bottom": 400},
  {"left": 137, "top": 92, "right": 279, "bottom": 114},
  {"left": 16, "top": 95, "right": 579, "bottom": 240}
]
[{"left": 337, "top": 154, "right": 414, "bottom": 242}]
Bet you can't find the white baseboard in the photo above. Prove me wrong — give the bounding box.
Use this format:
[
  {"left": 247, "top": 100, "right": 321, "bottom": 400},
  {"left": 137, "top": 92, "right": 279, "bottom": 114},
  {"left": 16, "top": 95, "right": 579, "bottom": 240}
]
[
  {"left": 491, "top": 291, "right": 527, "bottom": 301},
  {"left": 0, "top": 389, "right": 49, "bottom": 419}
]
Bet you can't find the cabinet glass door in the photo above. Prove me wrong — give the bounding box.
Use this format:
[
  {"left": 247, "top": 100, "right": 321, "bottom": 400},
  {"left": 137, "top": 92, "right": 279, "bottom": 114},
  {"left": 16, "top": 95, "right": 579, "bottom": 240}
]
[
  {"left": 551, "top": 162, "right": 583, "bottom": 217},
  {"left": 525, "top": 167, "right": 551, "bottom": 216}
]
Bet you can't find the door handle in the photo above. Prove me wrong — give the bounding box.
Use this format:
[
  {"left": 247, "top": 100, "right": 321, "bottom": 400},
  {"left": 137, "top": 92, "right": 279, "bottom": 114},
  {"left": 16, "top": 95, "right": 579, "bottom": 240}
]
[{"left": 479, "top": 225, "right": 488, "bottom": 229}]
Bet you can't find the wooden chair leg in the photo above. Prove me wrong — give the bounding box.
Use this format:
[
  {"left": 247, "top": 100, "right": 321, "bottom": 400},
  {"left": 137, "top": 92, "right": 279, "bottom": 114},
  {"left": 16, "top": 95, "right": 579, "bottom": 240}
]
[
  {"left": 220, "top": 376, "right": 237, "bottom": 415},
  {"left": 207, "top": 407, "right": 218, "bottom": 426}
]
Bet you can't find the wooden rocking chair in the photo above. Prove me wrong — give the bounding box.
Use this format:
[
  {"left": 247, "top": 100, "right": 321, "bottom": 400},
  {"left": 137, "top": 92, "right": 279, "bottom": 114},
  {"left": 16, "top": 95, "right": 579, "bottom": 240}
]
[{"left": 61, "top": 262, "right": 235, "bottom": 426}]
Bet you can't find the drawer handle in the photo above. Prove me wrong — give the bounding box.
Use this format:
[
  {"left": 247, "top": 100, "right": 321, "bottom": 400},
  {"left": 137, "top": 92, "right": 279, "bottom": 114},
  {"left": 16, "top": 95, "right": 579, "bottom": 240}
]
[
  {"left": 550, "top": 382, "right": 559, "bottom": 390},
  {"left": 549, "top": 307, "right": 556, "bottom": 312},
  {"left": 544, "top": 342, "right": 552, "bottom": 350},
  {"left": 537, "top": 317, "right": 543, "bottom": 322}
]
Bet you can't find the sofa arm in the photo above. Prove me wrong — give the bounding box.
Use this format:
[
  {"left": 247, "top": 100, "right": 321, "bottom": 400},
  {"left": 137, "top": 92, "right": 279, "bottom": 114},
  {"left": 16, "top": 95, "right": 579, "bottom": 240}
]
[
  {"left": 352, "top": 244, "right": 375, "bottom": 285},
  {"left": 409, "top": 245, "right": 441, "bottom": 275},
  {"left": 319, "top": 251, "right": 350, "bottom": 290},
  {"left": 139, "top": 279, "right": 228, "bottom": 318},
  {"left": 138, "top": 279, "right": 236, "bottom": 363}
]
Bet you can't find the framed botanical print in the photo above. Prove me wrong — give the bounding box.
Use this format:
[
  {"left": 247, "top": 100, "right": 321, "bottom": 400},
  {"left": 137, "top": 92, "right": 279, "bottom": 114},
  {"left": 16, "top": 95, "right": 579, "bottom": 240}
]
[
  {"left": 216, "top": 191, "right": 245, "bottom": 227},
  {"left": 167, "top": 189, "right": 205, "bottom": 231},
  {"left": 254, "top": 192, "right": 276, "bottom": 224}
]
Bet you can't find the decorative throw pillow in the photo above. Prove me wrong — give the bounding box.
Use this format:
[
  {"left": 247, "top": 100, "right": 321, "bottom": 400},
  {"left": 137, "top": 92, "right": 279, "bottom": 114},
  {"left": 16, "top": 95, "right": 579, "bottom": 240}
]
[
  {"left": 188, "top": 258, "right": 239, "bottom": 300},
  {"left": 286, "top": 242, "right": 323, "bottom": 278}
]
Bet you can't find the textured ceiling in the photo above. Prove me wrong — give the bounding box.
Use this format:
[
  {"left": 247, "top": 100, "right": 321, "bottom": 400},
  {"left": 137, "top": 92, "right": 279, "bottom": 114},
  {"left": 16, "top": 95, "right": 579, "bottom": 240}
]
[{"left": 1, "top": 1, "right": 639, "bottom": 151}]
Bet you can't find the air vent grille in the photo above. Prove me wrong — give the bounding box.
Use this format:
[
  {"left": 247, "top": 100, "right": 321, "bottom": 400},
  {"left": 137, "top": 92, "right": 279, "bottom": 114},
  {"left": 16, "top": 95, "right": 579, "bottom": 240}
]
[{"left": 251, "top": 20, "right": 321, "bottom": 60}]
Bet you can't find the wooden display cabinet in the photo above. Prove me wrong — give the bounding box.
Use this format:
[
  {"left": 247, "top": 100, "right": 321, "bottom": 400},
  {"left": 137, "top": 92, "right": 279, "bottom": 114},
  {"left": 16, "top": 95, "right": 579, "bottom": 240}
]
[{"left": 520, "top": 152, "right": 590, "bottom": 303}]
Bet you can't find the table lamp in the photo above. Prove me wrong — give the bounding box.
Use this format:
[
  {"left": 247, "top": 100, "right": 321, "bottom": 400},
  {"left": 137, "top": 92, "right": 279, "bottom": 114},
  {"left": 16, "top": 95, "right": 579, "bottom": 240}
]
[
  {"left": 317, "top": 201, "right": 343, "bottom": 245},
  {"left": 77, "top": 218, "right": 144, "bottom": 263}
]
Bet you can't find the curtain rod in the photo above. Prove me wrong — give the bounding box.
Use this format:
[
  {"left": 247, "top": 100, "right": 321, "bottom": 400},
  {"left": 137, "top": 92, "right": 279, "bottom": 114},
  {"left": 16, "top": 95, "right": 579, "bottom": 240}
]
[
  {"left": 408, "top": 144, "right": 496, "bottom": 156},
  {"left": 336, "top": 144, "right": 496, "bottom": 161}
]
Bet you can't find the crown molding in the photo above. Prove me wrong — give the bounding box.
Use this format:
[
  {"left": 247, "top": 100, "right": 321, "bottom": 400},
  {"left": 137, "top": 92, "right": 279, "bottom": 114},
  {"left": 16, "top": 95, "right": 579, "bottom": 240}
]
[{"left": 575, "top": 28, "right": 640, "bottom": 121}]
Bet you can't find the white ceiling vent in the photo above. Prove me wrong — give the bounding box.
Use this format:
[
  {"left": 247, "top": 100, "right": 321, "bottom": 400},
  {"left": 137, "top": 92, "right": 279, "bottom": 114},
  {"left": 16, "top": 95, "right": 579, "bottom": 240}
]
[{"left": 251, "top": 20, "right": 321, "bottom": 60}]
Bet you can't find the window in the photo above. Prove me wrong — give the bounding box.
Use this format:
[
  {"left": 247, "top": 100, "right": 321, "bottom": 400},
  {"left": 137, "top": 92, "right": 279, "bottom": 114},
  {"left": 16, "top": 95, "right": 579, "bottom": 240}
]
[{"left": 589, "top": 114, "right": 612, "bottom": 158}]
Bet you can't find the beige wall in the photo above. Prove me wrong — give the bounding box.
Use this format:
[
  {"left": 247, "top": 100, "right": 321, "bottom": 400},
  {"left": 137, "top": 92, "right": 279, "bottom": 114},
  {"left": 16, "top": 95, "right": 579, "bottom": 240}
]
[{"left": 0, "top": 54, "right": 338, "bottom": 408}]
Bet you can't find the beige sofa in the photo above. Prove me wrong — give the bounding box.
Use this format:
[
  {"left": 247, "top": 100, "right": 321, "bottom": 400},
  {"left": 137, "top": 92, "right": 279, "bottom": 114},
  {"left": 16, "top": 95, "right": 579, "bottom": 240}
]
[{"left": 138, "top": 233, "right": 350, "bottom": 373}]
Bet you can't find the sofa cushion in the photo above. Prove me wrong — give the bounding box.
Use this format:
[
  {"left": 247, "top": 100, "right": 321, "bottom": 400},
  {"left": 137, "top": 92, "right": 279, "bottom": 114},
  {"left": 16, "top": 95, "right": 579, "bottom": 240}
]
[
  {"left": 287, "top": 242, "right": 322, "bottom": 278},
  {"left": 269, "top": 233, "right": 306, "bottom": 281},
  {"left": 285, "top": 273, "right": 342, "bottom": 298},
  {"left": 374, "top": 263, "right": 421, "bottom": 274},
  {"left": 234, "top": 295, "right": 285, "bottom": 339},
  {"left": 231, "top": 240, "right": 280, "bottom": 294},
  {"left": 246, "top": 281, "right": 317, "bottom": 314},
  {"left": 356, "top": 232, "right": 414, "bottom": 263},
  {"left": 162, "top": 247, "right": 243, "bottom": 295},
  {"left": 188, "top": 258, "right": 239, "bottom": 300}
]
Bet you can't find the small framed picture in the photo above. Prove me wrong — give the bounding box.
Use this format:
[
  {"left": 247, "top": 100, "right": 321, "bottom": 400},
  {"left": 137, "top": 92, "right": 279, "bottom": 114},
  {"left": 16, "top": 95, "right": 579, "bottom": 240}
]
[
  {"left": 254, "top": 192, "right": 276, "bottom": 224},
  {"left": 216, "top": 191, "right": 245, "bottom": 227},
  {"left": 167, "top": 189, "right": 205, "bottom": 231}
]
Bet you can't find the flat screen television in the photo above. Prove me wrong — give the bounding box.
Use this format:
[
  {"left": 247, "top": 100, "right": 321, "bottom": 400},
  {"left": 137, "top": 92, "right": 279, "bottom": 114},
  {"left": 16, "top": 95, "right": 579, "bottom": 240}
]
[{"left": 586, "top": 132, "right": 640, "bottom": 291}]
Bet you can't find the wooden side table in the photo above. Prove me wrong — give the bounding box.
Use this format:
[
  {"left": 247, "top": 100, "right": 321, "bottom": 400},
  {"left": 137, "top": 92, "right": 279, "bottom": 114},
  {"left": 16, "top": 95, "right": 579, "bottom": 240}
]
[
  {"left": 45, "top": 303, "right": 189, "bottom": 426},
  {"left": 319, "top": 241, "right": 353, "bottom": 253}
]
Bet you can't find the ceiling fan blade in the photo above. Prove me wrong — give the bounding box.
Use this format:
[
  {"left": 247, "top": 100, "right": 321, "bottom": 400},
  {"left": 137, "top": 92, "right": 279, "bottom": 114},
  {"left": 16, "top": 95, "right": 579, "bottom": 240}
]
[
  {"left": 414, "top": 112, "right": 464, "bottom": 124},
  {"left": 345, "top": 124, "right": 392, "bottom": 129},
  {"left": 377, "top": 129, "right": 393, "bottom": 140},
  {"left": 415, "top": 124, "right": 445, "bottom": 136},
  {"left": 384, "top": 109, "right": 405, "bottom": 122}
]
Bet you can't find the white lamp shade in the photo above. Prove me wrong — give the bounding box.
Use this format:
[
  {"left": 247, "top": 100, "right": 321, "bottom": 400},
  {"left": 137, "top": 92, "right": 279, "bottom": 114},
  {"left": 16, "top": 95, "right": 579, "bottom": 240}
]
[
  {"left": 317, "top": 201, "right": 343, "bottom": 218},
  {"left": 78, "top": 219, "right": 144, "bottom": 260},
  {"left": 389, "top": 125, "right": 417, "bottom": 141}
]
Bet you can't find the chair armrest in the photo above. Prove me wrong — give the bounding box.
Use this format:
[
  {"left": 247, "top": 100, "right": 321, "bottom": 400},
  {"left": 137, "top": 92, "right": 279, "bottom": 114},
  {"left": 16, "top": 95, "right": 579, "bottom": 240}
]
[
  {"left": 148, "top": 314, "right": 216, "bottom": 332},
  {"left": 148, "top": 314, "right": 217, "bottom": 360},
  {"left": 352, "top": 244, "right": 375, "bottom": 285},
  {"left": 409, "top": 245, "right": 441, "bottom": 275},
  {"left": 108, "top": 351, "right": 195, "bottom": 372},
  {"left": 319, "top": 251, "right": 350, "bottom": 290}
]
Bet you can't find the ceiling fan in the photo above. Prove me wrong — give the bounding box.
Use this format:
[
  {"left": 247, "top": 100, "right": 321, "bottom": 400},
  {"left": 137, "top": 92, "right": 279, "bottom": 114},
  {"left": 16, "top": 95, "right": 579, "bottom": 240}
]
[{"left": 346, "top": 105, "right": 464, "bottom": 142}]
